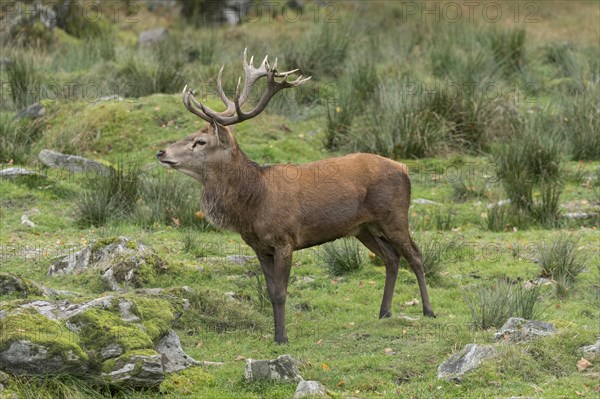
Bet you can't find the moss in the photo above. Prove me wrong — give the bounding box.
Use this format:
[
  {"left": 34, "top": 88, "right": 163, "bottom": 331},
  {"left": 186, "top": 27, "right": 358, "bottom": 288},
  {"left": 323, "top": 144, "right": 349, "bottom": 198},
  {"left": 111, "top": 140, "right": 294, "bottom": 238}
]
[
  {"left": 0, "top": 273, "right": 44, "bottom": 298},
  {"left": 0, "top": 308, "right": 87, "bottom": 362},
  {"left": 90, "top": 236, "right": 122, "bottom": 253},
  {"left": 129, "top": 297, "right": 174, "bottom": 342},
  {"left": 69, "top": 308, "right": 153, "bottom": 355},
  {"left": 125, "top": 240, "right": 139, "bottom": 251},
  {"left": 159, "top": 367, "right": 215, "bottom": 395}
]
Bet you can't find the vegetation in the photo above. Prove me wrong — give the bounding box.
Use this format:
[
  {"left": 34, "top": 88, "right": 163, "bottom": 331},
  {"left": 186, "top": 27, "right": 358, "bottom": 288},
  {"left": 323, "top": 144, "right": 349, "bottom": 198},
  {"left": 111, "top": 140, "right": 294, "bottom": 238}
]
[{"left": 0, "top": 1, "right": 598, "bottom": 398}]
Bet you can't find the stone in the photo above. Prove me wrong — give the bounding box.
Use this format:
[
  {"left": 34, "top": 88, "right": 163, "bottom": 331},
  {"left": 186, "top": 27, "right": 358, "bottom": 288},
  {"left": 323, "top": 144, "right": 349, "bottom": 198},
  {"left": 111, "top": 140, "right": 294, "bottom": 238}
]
[
  {"left": 48, "top": 236, "right": 167, "bottom": 291},
  {"left": 138, "top": 28, "right": 168, "bottom": 45},
  {"left": 293, "top": 380, "right": 327, "bottom": 398},
  {"left": 20, "top": 215, "right": 35, "bottom": 227},
  {"left": 245, "top": 355, "right": 303, "bottom": 382},
  {"left": 100, "top": 343, "right": 124, "bottom": 361},
  {"left": 15, "top": 102, "right": 45, "bottom": 119},
  {"left": 580, "top": 338, "right": 600, "bottom": 361},
  {"left": 437, "top": 344, "right": 496, "bottom": 381},
  {"left": 102, "top": 351, "right": 164, "bottom": 387},
  {"left": 0, "top": 167, "right": 43, "bottom": 179},
  {"left": 156, "top": 329, "right": 201, "bottom": 373},
  {"left": 487, "top": 199, "right": 511, "bottom": 209},
  {"left": 493, "top": 318, "right": 557, "bottom": 343},
  {"left": 39, "top": 149, "right": 110, "bottom": 175},
  {"left": 0, "top": 273, "right": 41, "bottom": 297}
]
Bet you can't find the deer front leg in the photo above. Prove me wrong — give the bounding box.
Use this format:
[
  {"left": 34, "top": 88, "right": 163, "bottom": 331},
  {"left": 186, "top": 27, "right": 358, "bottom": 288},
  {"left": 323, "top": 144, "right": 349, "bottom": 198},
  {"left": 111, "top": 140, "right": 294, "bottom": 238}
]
[{"left": 257, "top": 247, "right": 293, "bottom": 344}]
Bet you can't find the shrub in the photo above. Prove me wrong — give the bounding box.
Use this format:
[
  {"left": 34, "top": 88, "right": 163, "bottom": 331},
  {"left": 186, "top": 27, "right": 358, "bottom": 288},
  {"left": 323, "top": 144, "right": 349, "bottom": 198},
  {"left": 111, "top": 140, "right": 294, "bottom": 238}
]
[
  {"left": 536, "top": 234, "right": 586, "bottom": 287},
  {"left": 319, "top": 238, "right": 366, "bottom": 276},
  {"left": 464, "top": 279, "right": 542, "bottom": 330}
]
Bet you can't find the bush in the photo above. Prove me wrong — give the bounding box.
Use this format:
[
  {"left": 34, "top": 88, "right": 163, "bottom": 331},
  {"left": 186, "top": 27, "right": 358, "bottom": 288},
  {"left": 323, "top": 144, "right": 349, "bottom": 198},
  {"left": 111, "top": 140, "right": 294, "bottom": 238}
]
[
  {"left": 464, "top": 279, "right": 542, "bottom": 330},
  {"left": 319, "top": 238, "right": 366, "bottom": 276},
  {"left": 536, "top": 234, "right": 586, "bottom": 288}
]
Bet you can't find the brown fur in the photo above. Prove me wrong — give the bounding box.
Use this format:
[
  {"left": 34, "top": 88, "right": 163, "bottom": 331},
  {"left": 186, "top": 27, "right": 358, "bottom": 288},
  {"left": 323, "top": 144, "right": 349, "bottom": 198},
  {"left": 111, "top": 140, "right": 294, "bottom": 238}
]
[{"left": 159, "top": 124, "right": 435, "bottom": 344}]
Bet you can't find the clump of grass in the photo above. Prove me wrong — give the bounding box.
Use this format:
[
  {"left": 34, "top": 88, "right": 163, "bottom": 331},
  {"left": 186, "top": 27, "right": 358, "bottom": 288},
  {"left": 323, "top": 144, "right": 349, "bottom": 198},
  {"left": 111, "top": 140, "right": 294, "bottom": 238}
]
[
  {"left": 493, "top": 111, "right": 564, "bottom": 227},
  {"left": 411, "top": 233, "right": 452, "bottom": 281},
  {"left": 0, "top": 114, "right": 40, "bottom": 164},
  {"left": 488, "top": 27, "right": 526, "bottom": 75},
  {"left": 464, "top": 279, "right": 542, "bottom": 330},
  {"left": 484, "top": 204, "right": 530, "bottom": 232},
  {"left": 543, "top": 42, "right": 584, "bottom": 91},
  {"left": 118, "top": 40, "right": 185, "bottom": 97},
  {"left": 284, "top": 22, "right": 353, "bottom": 77},
  {"left": 451, "top": 174, "right": 488, "bottom": 202},
  {"left": 4, "top": 50, "right": 38, "bottom": 110},
  {"left": 349, "top": 81, "right": 449, "bottom": 158},
  {"left": 560, "top": 83, "right": 600, "bottom": 161},
  {"left": 179, "top": 228, "right": 200, "bottom": 255},
  {"left": 75, "top": 162, "right": 142, "bottom": 227},
  {"left": 536, "top": 234, "right": 586, "bottom": 296},
  {"left": 319, "top": 238, "right": 366, "bottom": 276}
]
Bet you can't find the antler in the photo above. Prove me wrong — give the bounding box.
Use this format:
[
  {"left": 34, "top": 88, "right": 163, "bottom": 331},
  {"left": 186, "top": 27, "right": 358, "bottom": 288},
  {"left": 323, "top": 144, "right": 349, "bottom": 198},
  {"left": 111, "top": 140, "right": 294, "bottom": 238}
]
[{"left": 182, "top": 48, "right": 311, "bottom": 126}]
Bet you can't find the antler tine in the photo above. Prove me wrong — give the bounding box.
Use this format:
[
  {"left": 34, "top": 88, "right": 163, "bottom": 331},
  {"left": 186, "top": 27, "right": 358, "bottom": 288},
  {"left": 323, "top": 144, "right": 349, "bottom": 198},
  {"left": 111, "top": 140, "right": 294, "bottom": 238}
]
[
  {"left": 181, "top": 85, "right": 213, "bottom": 123},
  {"left": 275, "top": 68, "right": 299, "bottom": 78}
]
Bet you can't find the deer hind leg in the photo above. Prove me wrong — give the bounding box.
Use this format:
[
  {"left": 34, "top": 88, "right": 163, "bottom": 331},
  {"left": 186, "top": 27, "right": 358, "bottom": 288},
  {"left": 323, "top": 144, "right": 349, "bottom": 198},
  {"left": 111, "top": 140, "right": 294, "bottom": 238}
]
[
  {"left": 382, "top": 227, "right": 436, "bottom": 318},
  {"left": 356, "top": 230, "right": 400, "bottom": 318},
  {"left": 257, "top": 250, "right": 292, "bottom": 344}
]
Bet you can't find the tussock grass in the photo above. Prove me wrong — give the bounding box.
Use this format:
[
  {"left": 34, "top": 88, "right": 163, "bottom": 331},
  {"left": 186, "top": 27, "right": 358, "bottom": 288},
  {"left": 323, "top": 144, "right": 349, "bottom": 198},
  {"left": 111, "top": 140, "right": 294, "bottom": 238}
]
[
  {"left": 536, "top": 234, "right": 586, "bottom": 296},
  {"left": 464, "top": 279, "right": 543, "bottom": 330},
  {"left": 319, "top": 238, "right": 366, "bottom": 276},
  {"left": 4, "top": 50, "right": 38, "bottom": 110},
  {"left": 0, "top": 114, "right": 40, "bottom": 164}
]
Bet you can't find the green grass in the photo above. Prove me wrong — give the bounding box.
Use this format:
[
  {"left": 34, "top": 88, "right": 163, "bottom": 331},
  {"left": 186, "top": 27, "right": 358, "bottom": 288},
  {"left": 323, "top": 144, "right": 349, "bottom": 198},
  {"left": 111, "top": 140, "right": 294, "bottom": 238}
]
[{"left": 0, "top": 1, "right": 599, "bottom": 398}]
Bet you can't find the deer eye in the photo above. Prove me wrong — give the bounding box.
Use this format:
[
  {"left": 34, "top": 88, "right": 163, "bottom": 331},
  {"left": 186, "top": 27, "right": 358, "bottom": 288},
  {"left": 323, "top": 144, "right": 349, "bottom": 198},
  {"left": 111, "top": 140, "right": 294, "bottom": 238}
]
[{"left": 193, "top": 139, "right": 206, "bottom": 148}]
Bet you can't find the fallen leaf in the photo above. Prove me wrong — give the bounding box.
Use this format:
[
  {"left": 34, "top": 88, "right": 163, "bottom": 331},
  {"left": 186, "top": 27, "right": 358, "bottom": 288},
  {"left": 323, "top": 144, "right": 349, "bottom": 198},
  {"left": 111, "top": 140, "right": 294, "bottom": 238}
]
[
  {"left": 172, "top": 217, "right": 181, "bottom": 226},
  {"left": 234, "top": 355, "right": 246, "bottom": 361},
  {"left": 321, "top": 363, "right": 330, "bottom": 371},
  {"left": 577, "top": 357, "right": 592, "bottom": 372},
  {"left": 336, "top": 380, "right": 345, "bottom": 387},
  {"left": 195, "top": 211, "right": 205, "bottom": 219},
  {"left": 316, "top": 339, "right": 323, "bottom": 345},
  {"left": 384, "top": 347, "right": 394, "bottom": 355},
  {"left": 368, "top": 280, "right": 376, "bottom": 286},
  {"left": 358, "top": 281, "right": 365, "bottom": 288},
  {"left": 404, "top": 298, "right": 420, "bottom": 306},
  {"left": 331, "top": 279, "right": 338, "bottom": 285},
  {"left": 575, "top": 391, "right": 584, "bottom": 397}
]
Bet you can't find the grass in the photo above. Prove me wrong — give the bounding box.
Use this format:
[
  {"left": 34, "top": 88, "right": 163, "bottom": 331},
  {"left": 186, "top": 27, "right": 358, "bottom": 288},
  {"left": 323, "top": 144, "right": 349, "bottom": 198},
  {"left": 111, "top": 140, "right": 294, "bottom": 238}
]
[
  {"left": 0, "top": 1, "right": 599, "bottom": 398},
  {"left": 536, "top": 234, "right": 587, "bottom": 296},
  {"left": 318, "top": 238, "right": 366, "bottom": 276}
]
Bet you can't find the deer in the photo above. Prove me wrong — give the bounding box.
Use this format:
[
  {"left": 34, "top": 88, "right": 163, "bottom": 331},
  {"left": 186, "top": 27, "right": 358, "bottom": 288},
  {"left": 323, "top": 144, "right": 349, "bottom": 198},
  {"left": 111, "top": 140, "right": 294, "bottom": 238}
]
[{"left": 156, "top": 49, "right": 435, "bottom": 344}]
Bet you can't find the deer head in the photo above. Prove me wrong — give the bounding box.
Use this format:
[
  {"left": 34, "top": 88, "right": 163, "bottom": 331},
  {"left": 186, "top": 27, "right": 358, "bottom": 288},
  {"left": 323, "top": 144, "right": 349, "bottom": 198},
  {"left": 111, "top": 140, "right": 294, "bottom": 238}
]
[{"left": 157, "top": 48, "right": 311, "bottom": 182}]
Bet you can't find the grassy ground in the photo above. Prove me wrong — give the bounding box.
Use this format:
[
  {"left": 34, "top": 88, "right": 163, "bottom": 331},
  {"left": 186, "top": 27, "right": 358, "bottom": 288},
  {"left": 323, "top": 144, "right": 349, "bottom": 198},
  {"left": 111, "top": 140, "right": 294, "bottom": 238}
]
[{"left": 1, "top": 1, "right": 599, "bottom": 398}]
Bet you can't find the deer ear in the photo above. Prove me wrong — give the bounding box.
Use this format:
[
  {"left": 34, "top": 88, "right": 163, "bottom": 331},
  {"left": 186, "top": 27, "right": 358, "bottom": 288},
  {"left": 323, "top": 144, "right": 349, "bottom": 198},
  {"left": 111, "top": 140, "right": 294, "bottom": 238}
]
[{"left": 213, "top": 122, "right": 233, "bottom": 146}]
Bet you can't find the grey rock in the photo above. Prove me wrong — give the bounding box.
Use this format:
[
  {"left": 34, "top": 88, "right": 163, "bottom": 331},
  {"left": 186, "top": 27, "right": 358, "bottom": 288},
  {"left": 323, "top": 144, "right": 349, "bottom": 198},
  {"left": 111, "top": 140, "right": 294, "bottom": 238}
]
[
  {"left": 20, "top": 215, "right": 35, "bottom": 227},
  {"left": 487, "top": 199, "right": 512, "bottom": 209},
  {"left": 100, "top": 343, "right": 124, "bottom": 361},
  {"left": 48, "top": 236, "right": 167, "bottom": 291},
  {"left": 493, "top": 318, "right": 557, "bottom": 343},
  {"left": 0, "top": 273, "right": 40, "bottom": 296},
  {"left": 226, "top": 254, "right": 255, "bottom": 265},
  {"left": 138, "top": 28, "right": 168, "bottom": 45},
  {"left": 294, "top": 380, "right": 327, "bottom": 398},
  {"left": 0, "top": 167, "right": 43, "bottom": 179},
  {"left": 301, "top": 276, "right": 315, "bottom": 283},
  {"left": 156, "top": 329, "right": 201, "bottom": 373},
  {"left": 245, "top": 355, "right": 303, "bottom": 382},
  {"left": 102, "top": 352, "right": 164, "bottom": 387},
  {"left": 119, "top": 300, "right": 140, "bottom": 322},
  {"left": 437, "top": 344, "right": 496, "bottom": 381},
  {"left": 15, "top": 103, "right": 45, "bottom": 119},
  {"left": 580, "top": 338, "right": 600, "bottom": 361},
  {"left": 564, "top": 212, "right": 592, "bottom": 219},
  {"left": 39, "top": 149, "right": 110, "bottom": 175},
  {"left": 0, "top": 340, "right": 88, "bottom": 376}
]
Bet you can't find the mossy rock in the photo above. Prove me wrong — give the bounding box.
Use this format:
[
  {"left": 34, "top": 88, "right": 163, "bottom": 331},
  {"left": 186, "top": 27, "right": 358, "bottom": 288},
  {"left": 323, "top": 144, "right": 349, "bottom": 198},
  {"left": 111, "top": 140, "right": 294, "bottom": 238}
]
[
  {"left": 0, "top": 309, "right": 89, "bottom": 375},
  {"left": 0, "top": 273, "right": 43, "bottom": 298},
  {"left": 101, "top": 349, "right": 164, "bottom": 388},
  {"left": 159, "top": 366, "right": 215, "bottom": 395}
]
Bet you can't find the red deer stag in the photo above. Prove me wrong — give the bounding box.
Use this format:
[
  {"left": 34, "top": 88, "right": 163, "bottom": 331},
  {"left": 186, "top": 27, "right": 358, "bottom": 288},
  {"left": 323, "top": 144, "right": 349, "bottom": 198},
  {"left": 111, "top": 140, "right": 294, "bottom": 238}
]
[{"left": 157, "top": 49, "right": 435, "bottom": 344}]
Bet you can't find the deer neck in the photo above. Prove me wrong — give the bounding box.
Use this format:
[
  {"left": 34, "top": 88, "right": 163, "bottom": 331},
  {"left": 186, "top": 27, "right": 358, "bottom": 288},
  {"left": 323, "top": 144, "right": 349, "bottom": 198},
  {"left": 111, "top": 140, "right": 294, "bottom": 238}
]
[{"left": 200, "top": 148, "right": 265, "bottom": 232}]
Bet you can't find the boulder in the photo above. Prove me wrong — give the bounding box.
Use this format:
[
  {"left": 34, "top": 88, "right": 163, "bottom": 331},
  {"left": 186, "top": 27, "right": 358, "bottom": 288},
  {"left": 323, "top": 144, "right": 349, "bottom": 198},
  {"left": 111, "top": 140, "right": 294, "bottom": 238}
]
[
  {"left": 0, "top": 291, "right": 200, "bottom": 388},
  {"left": 0, "top": 272, "right": 74, "bottom": 299},
  {"left": 102, "top": 350, "right": 164, "bottom": 388},
  {"left": 48, "top": 236, "right": 167, "bottom": 291},
  {"left": 437, "top": 344, "right": 497, "bottom": 381},
  {"left": 38, "top": 149, "right": 110, "bottom": 175},
  {"left": 580, "top": 338, "right": 600, "bottom": 361},
  {"left": 294, "top": 380, "right": 327, "bottom": 398},
  {"left": 245, "top": 355, "right": 303, "bottom": 382},
  {"left": 493, "top": 318, "right": 557, "bottom": 343}
]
